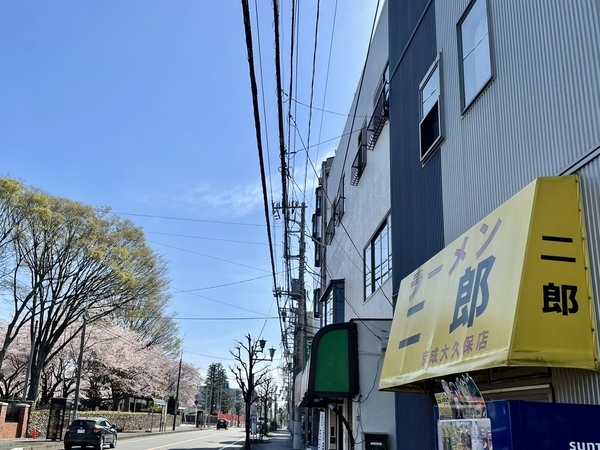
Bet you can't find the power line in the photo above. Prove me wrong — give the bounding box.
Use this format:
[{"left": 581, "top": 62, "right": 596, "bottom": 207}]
[
  {"left": 146, "top": 231, "right": 269, "bottom": 246},
  {"left": 171, "top": 287, "right": 270, "bottom": 316},
  {"left": 174, "top": 274, "right": 273, "bottom": 292},
  {"left": 176, "top": 316, "right": 279, "bottom": 321},
  {"left": 112, "top": 212, "right": 264, "bottom": 227},
  {"left": 240, "top": 0, "right": 279, "bottom": 290},
  {"left": 302, "top": 0, "right": 321, "bottom": 202},
  {"left": 148, "top": 240, "right": 271, "bottom": 273},
  {"left": 314, "top": 0, "right": 339, "bottom": 168}
]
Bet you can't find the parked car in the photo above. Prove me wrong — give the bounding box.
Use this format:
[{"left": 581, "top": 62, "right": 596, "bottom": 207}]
[
  {"left": 64, "top": 417, "right": 118, "bottom": 450},
  {"left": 216, "top": 419, "right": 228, "bottom": 430}
]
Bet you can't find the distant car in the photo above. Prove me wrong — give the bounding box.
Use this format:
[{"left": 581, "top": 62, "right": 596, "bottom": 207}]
[
  {"left": 216, "top": 419, "right": 228, "bottom": 430},
  {"left": 64, "top": 417, "right": 118, "bottom": 450}
]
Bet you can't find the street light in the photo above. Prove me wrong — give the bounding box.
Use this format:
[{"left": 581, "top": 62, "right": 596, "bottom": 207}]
[{"left": 230, "top": 335, "right": 276, "bottom": 450}]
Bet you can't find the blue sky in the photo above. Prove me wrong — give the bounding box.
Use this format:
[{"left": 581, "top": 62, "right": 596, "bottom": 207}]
[{"left": 0, "top": 1, "right": 381, "bottom": 387}]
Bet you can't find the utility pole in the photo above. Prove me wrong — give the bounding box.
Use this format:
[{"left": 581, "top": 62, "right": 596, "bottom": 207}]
[
  {"left": 292, "top": 202, "right": 307, "bottom": 450},
  {"left": 205, "top": 380, "right": 213, "bottom": 427},
  {"left": 172, "top": 353, "right": 182, "bottom": 431}
]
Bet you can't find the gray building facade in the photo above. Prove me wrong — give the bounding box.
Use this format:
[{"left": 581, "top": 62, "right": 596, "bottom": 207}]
[{"left": 387, "top": 0, "right": 600, "bottom": 447}]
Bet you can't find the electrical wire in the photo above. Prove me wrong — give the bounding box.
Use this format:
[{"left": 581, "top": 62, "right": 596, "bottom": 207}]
[
  {"left": 174, "top": 274, "right": 273, "bottom": 292},
  {"left": 112, "top": 212, "right": 264, "bottom": 227},
  {"left": 145, "top": 231, "right": 269, "bottom": 246},
  {"left": 302, "top": 0, "right": 321, "bottom": 202},
  {"left": 241, "top": 0, "right": 287, "bottom": 353},
  {"left": 171, "top": 287, "right": 269, "bottom": 316},
  {"left": 147, "top": 239, "right": 271, "bottom": 273}
]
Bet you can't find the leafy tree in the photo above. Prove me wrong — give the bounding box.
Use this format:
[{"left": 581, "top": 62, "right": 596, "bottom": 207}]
[
  {"left": 204, "top": 363, "right": 229, "bottom": 415},
  {"left": 113, "top": 293, "right": 182, "bottom": 358},
  {"left": 228, "top": 387, "right": 244, "bottom": 426},
  {"left": 0, "top": 178, "right": 171, "bottom": 400},
  {"left": 0, "top": 178, "right": 22, "bottom": 266}
]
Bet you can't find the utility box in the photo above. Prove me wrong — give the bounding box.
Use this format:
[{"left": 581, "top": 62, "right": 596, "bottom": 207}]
[{"left": 364, "top": 433, "right": 388, "bottom": 450}]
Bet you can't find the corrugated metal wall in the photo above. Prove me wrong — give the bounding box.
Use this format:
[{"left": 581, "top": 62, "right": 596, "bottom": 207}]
[
  {"left": 434, "top": 0, "right": 600, "bottom": 404},
  {"left": 388, "top": 0, "right": 442, "bottom": 448},
  {"left": 435, "top": 0, "right": 600, "bottom": 242},
  {"left": 554, "top": 161, "right": 600, "bottom": 404},
  {"left": 389, "top": 0, "right": 444, "bottom": 298}
]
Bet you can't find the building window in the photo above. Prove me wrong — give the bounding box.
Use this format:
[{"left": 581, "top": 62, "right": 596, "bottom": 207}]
[
  {"left": 313, "top": 288, "right": 321, "bottom": 317},
  {"left": 364, "top": 215, "right": 392, "bottom": 300},
  {"left": 458, "top": 0, "right": 492, "bottom": 110},
  {"left": 321, "top": 280, "right": 345, "bottom": 327},
  {"left": 314, "top": 243, "right": 321, "bottom": 267},
  {"left": 419, "top": 57, "right": 443, "bottom": 162},
  {"left": 312, "top": 213, "right": 321, "bottom": 240},
  {"left": 315, "top": 187, "right": 323, "bottom": 216}
]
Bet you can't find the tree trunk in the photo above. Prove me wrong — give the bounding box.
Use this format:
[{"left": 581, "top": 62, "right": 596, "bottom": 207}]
[
  {"left": 26, "top": 362, "right": 42, "bottom": 401},
  {"left": 245, "top": 391, "right": 251, "bottom": 450}
]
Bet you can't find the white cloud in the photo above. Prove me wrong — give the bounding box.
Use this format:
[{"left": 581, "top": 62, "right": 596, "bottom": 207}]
[{"left": 178, "top": 181, "right": 266, "bottom": 218}]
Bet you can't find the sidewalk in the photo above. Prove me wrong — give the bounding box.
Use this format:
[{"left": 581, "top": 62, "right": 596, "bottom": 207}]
[{"left": 246, "top": 429, "right": 293, "bottom": 450}]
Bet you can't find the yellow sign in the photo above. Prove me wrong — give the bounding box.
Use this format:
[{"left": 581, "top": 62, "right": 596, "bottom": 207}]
[{"left": 379, "top": 175, "right": 598, "bottom": 391}]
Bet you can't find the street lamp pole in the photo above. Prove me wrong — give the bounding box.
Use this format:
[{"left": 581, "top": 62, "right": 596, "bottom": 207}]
[{"left": 239, "top": 335, "right": 276, "bottom": 450}]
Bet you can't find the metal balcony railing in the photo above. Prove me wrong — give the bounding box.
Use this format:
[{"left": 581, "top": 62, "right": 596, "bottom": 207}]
[
  {"left": 366, "top": 86, "right": 389, "bottom": 151},
  {"left": 351, "top": 143, "right": 367, "bottom": 186}
]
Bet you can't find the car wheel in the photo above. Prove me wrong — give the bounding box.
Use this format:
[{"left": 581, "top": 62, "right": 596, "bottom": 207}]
[
  {"left": 109, "top": 434, "right": 117, "bottom": 448},
  {"left": 64, "top": 445, "right": 72, "bottom": 450},
  {"left": 96, "top": 436, "right": 105, "bottom": 450}
]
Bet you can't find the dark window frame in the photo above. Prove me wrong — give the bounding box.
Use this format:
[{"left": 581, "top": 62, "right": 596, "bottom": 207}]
[
  {"left": 364, "top": 215, "right": 392, "bottom": 300},
  {"left": 457, "top": 0, "right": 494, "bottom": 113},
  {"left": 419, "top": 54, "right": 444, "bottom": 164},
  {"left": 321, "top": 280, "right": 345, "bottom": 327}
]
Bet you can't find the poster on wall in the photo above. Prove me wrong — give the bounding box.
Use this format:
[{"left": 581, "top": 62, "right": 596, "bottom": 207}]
[
  {"left": 436, "top": 374, "right": 487, "bottom": 419},
  {"left": 435, "top": 374, "right": 492, "bottom": 450},
  {"left": 438, "top": 419, "right": 493, "bottom": 450}
]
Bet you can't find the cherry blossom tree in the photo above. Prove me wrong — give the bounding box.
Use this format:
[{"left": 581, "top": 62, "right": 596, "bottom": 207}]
[
  {"left": 81, "top": 323, "right": 168, "bottom": 410},
  {"left": 0, "top": 322, "right": 29, "bottom": 398},
  {"left": 164, "top": 359, "right": 202, "bottom": 407},
  {"left": 0, "top": 178, "right": 171, "bottom": 401}
]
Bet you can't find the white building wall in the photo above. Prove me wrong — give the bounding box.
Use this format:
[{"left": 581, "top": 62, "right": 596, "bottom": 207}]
[
  {"left": 434, "top": 0, "right": 600, "bottom": 403},
  {"left": 322, "top": 2, "right": 392, "bottom": 321},
  {"left": 316, "top": 3, "right": 395, "bottom": 449},
  {"left": 352, "top": 319, "right": 395, "bottom": 450}
]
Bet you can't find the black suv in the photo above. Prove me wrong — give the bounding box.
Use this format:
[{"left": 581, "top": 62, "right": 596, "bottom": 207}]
[
  {"left": 216, "top": 419, "right": 228, "bottom": 430},
  {"left": 64, "top": 417, "right": 117, "bottom": 450}
]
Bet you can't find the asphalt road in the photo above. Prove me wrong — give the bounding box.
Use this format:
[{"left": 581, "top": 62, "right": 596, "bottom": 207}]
[
  {"left": 99, "top": 428, "right": 246, "bottom": 450},
  {"left": 106, "top": 428, "right": 244, "bottom": 450}
]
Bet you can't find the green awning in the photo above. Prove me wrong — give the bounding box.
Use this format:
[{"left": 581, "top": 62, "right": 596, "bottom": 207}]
[{"left": 295, "top": 322, "right": 359, "bottom": 407}]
